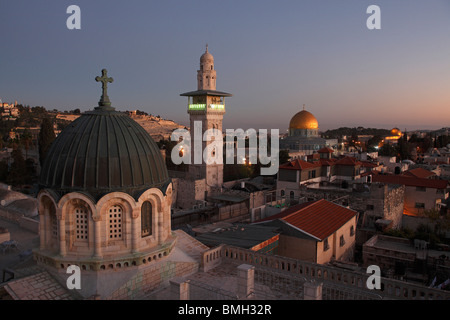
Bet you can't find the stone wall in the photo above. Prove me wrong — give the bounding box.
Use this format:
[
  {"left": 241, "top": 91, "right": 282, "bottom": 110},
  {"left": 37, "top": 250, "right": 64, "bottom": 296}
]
[
  {"left": 174, "top": 178, "right": 206, "bottom": 210},
  {"left": 211, "top": 244, "right": 450, "bottom": 300},
  {"left": 108, "top": 260, "right": 200, "bottom": 300}
]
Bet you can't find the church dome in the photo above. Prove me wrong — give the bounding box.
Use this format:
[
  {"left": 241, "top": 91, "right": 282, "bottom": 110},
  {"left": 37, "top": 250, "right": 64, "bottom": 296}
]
[
  {"left": 39, "top": 71, "right": 170, "bottom": 200},
  {"left": 289, "top": 109, "right": 319, "bottom": 130}
]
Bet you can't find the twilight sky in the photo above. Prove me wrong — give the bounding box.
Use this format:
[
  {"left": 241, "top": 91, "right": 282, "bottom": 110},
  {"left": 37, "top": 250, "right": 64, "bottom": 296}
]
[{"left": 1, "top": 0, "right": 449, "bottom": 132}]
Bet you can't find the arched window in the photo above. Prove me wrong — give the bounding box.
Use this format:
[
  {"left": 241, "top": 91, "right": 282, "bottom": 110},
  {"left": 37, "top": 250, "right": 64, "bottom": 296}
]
[
  {"left": 108, "top": 205, "right": 122, "bottom": 240},
  {"left": 50, "top": 205, "right": 58, "bottom": 239},
  {"left": 141, "top": 201, "right": 152, "bottom": 237},
  {"left": 75, "top": 207, "right": 88, "bottom": 240},
  {"left": 290, "top": 191, "right": 295, "bottom": 199},
  {"left": 281, "top": 190, "right": 285, "bottom": 197}
]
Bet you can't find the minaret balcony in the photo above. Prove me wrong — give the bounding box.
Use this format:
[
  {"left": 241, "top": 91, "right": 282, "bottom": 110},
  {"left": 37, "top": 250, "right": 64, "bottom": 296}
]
[{"left": 188, "top": 104, "right": 225, "bottom": 111}]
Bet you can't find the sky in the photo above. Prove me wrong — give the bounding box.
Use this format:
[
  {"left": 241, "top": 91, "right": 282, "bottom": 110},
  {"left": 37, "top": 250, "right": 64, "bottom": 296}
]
[{"left": 1, "top": 0, "right": 450, "bottom": 132}]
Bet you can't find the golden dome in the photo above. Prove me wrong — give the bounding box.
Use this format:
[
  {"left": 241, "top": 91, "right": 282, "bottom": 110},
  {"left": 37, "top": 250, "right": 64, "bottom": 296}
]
[
  {"left": 289, "top": 110, "right": 319, "bottom": 130},
  {"left": 391, "top": 128, "right": 402, "bottom": 136}
]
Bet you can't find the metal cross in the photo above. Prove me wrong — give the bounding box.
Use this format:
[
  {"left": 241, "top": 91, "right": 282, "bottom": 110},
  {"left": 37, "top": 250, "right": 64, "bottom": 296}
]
[{"left": 95, "top": 69, "right": 114, "bottom": 106}]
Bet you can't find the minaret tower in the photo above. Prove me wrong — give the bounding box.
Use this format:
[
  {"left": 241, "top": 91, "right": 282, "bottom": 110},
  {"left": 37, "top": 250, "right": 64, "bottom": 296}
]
[{"left": 180, "top": 45, "right": 232, "bottom": 189}]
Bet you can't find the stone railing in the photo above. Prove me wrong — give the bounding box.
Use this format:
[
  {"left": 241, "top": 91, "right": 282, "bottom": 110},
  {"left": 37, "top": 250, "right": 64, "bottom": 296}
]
[
  {"left": 201, "top": 244, "right": 225, "bottom": 272},
  {"left": 209, "top": 245, "right": 450, "bottom": 300}
]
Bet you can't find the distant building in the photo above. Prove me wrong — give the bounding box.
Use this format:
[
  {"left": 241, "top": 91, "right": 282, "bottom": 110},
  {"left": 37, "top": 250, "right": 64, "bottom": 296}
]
[
  {"left": 371, "top": 174, "right": 449, "bottom": 216},
  {"left": 279, "top": 106, "right": 327, "bottom": 157},
  {"left": 253, "top": 199, "right": 358, "bottom": 264},
  {"left": 363, "top": 234, "right": 450, "bottom": 285},
  {"left": 0, "top": 100, "right": 19, "bottom": 120}
]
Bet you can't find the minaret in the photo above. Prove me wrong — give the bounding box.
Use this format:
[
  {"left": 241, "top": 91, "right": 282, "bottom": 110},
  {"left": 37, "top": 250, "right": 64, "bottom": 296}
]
[
  {"left": 180, "top": 46, "right": 232, "bottom": 189},
  {"left": 197, "top": 44, "right": 217, "bottom": 91}
]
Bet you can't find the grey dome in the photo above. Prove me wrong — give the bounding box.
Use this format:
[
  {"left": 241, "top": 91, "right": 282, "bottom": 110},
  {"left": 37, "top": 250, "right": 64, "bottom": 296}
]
[{"left": 39, "top": 107, "right": 170, "bottom": 201}]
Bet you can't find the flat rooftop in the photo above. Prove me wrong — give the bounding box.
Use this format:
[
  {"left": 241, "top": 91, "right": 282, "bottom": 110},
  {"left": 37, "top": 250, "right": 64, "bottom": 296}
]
[{"left": 195, "top": 224, "right": 280, "bottom": 250}]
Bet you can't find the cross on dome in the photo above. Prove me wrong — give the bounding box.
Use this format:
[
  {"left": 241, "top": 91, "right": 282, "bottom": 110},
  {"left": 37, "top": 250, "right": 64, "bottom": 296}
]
[{"left": 95, "top": 69, "right": 114, "bottom": 107}]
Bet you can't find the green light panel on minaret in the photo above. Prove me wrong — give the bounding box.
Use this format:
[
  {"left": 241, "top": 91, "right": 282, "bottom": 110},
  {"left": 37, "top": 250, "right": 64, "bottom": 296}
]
[
  {"left": 189, "top": 104, "right": 206, "bottom": 110},
  {"left": 210, "top": 104, "right": 225, "bottom": 110}
]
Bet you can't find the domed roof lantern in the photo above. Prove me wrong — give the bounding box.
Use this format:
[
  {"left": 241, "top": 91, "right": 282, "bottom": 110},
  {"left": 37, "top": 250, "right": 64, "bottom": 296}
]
[{"left": 200, "top": 44, "right": 214, "bottom": 63}]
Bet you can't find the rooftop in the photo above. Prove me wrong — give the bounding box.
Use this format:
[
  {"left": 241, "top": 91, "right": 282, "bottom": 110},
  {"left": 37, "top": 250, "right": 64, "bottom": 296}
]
[
  {"left": 194, "top": 224, "right": 280, "bottom": 250},
  {"left": 254, "top": 199, "right": 358, "bottom": 241},
  {"left": 372, "top": 174, "right": 448, "bottom": 189},
  {"left": 403, "top": 167, "right": 437, "bottom": 179}
]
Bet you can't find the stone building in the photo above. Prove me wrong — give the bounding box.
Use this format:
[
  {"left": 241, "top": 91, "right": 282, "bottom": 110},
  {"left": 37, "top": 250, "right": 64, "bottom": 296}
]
[
  {"left": 11, "top": 69, "right": 207, "bottom": 299},
  {"left": 371, "top": 174, "right": 449, "bottom": 216},
  {"left": 253, "top": 199, "right": 358, "bottom": 264}
]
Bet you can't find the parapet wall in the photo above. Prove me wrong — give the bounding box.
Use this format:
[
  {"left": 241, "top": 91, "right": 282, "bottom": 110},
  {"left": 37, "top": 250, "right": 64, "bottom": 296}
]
[{"left": 201, "top": 244, "right": 450, "bottom": 300}]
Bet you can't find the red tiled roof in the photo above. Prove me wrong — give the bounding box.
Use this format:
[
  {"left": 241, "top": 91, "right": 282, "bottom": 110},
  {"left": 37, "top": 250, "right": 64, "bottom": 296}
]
[
  {"left": 318, "top": 147, "right": 334, "bottom": 153},
  {"left": 372, "top": 174, "right": 448, "bottom": 189},
  {"left": 335, "top": 156, "right": 361, "bottom": 166},
  {"left": 254, "top": 199, "right": 358, "bottom": 241},
  {"left": 402, "top": 167, "right": 436, "bottom": 179},
  {"left": 279, "top": 159, "right": 321, "bottom": 170}
]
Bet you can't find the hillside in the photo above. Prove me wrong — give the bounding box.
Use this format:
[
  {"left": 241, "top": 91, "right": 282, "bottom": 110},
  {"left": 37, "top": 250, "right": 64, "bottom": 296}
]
[{"left": 129, "top": 114, "right": 186, "bottom": 142}]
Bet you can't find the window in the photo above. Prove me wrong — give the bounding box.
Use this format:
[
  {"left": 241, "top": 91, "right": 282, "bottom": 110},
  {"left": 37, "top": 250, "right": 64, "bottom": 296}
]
[
  {"left": 75, "top": 208, "right": 88, "bottom": 240},
  {"left": 280, "top": 190, "right": 285, "bottom": 197},
  {"left": 366, "top": 204, "right": 374, "bottom": 210},
  {"left": 108, "top": 205, "right": 122, "bottom": 239},
  {"left": 340, "top": 235, "right": 346, "bottom": 247},
  {"left": 415, "top": 202, "right": 425, "bottom": 209},
  {"left": 308, "top": 170, "right": 316, "bottom": 179},
  {"left": 141, "top": 201, "right": 152, "bottom": 237},
  {"left": 290, "top": 191, "right": 295, "bottom": 199},
  {"left": 350, "top": 225, "right": 355, "bottom": 237},
  {"left": 323, "top": 238, "right": 330, "bottom": 251},
  {"left": 416, "top": 186, "right": 426, "bottom": 192},
  {"left": 50, "top": 205, "right": 57, "bottom": 238},
  {"left": 51, "top": 214, "right": 58, "bottom": 238}
]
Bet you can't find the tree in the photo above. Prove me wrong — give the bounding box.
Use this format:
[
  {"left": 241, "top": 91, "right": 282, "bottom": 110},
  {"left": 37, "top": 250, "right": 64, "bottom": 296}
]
[
  {"left": 7, "top": 148, "right": 29, "bottom": 186},
  {"left": 279, "top": 149, "right": 291, "bottom": 165},
  {"left": 20, "top": 128, "right": 33, "bottom": 159},
  {"left": 379, "top": 143, "right": 397, "bottom": 157},
  {"left": 396, "top": 139, "right": 413, "bottom": 161},
  {"left": 38, "top": 117, "right": 56, "bottom": 166},
  {"left": 419, "top": 209, "right": 450, "bottom": 239}
]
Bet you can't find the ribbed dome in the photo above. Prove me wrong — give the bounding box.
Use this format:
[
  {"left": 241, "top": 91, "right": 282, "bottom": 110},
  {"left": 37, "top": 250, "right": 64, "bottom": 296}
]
[
  {"left": 39, "top": 108, "right": 170, "bottom": 200},
  {"left": 289, "top": 110, "right": 319, "bottom": 130}
]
